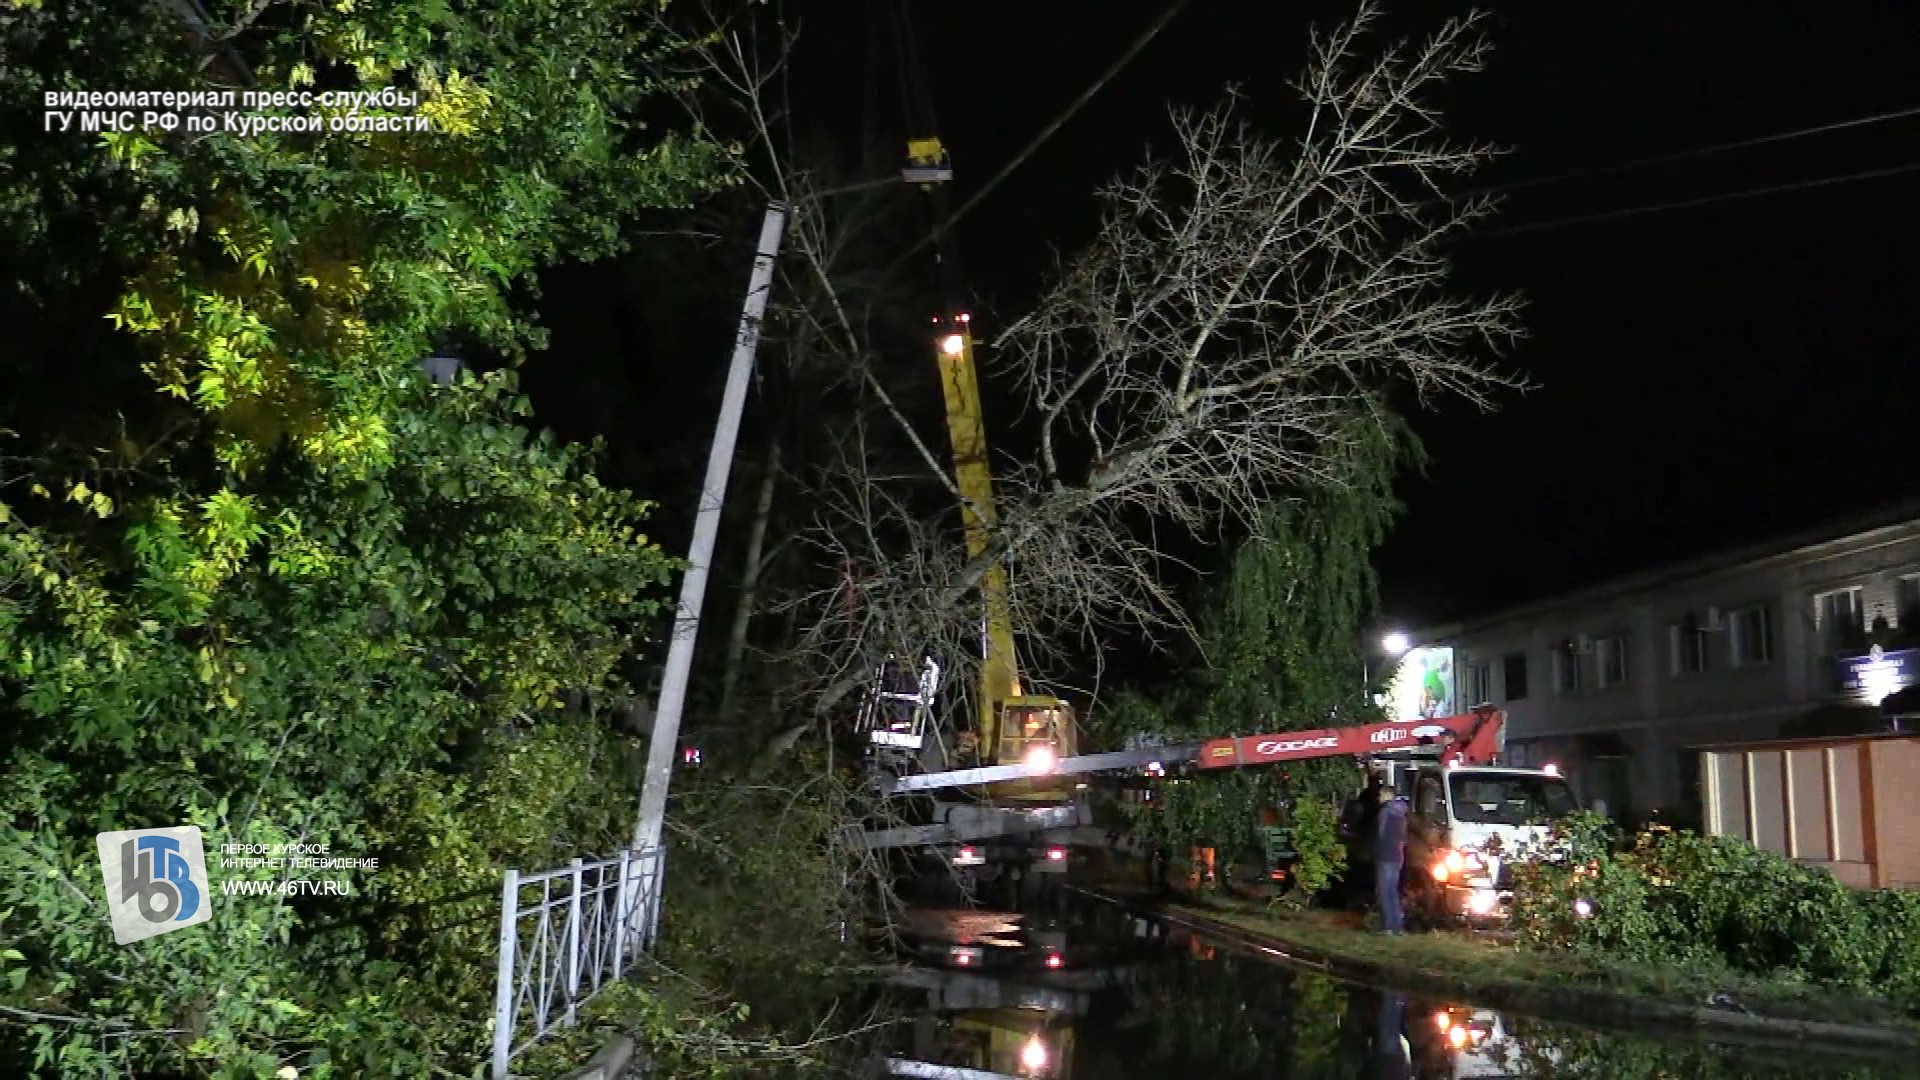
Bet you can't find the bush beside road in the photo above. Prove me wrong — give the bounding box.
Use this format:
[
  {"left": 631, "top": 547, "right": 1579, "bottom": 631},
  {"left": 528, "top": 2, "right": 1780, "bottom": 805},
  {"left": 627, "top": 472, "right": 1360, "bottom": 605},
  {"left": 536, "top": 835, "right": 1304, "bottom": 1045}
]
[{"left": 1511, "top": 813, "right": 1920, "bottom": 1008}]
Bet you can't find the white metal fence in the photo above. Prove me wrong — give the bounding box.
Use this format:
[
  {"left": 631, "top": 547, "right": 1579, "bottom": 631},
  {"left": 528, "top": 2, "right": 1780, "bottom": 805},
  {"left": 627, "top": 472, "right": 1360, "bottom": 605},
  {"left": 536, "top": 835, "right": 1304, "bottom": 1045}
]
[{"left": 490, "top": 846, "right": 666, "bottom": 1078}]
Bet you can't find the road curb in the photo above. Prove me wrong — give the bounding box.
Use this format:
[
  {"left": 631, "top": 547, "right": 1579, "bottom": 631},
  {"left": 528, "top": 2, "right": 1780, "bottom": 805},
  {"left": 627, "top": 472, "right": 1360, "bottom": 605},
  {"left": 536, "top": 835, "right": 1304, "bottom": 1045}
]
[
  {"left": 1169, "top": 901, "right": 1920, "bottom": 1059},
  {"left": 1070, "top": 886, "right": 1920, "bottom": 1062}
]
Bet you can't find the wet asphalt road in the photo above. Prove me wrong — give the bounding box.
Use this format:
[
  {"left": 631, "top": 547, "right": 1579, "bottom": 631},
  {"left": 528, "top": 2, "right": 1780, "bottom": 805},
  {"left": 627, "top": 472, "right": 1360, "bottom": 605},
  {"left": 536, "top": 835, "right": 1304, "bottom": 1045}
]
[{"left": 866, "top": 878, "right": 1920, "bottom": 1080}]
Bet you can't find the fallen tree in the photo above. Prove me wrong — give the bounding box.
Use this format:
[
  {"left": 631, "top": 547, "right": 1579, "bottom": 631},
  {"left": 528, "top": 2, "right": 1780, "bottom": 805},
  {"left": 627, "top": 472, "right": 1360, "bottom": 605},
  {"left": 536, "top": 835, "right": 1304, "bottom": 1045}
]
[{"left": 757, "top": 3, "right": 1529, "bottom": 740}]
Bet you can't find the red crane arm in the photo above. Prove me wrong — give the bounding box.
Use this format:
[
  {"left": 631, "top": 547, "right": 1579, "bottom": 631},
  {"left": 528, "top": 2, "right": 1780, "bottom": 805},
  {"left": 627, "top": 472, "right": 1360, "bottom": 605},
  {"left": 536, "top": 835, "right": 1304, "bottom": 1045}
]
[{"left": 1196, "top": 709, "right": 1506, "bottom": 770}]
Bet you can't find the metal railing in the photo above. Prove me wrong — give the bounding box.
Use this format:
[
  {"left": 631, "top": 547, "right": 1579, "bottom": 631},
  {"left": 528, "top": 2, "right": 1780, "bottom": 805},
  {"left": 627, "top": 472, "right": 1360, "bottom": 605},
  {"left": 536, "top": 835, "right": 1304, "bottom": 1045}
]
[{"left": 491, "top": 846, "right": 666, "bottom": 1078}]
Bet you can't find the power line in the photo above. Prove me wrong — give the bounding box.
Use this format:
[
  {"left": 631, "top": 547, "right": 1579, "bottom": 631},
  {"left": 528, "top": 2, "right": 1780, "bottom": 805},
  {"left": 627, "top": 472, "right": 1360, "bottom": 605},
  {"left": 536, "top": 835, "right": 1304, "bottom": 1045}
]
[
  {"left": 891, "top": 0, "right": 1193, "bottom": 274},
  {"left": 1478, "top": 160, "right": 1920, "bottom": 239},
  {"left": 1461, "top": 104, "right": 1920, "bottom": 203}
]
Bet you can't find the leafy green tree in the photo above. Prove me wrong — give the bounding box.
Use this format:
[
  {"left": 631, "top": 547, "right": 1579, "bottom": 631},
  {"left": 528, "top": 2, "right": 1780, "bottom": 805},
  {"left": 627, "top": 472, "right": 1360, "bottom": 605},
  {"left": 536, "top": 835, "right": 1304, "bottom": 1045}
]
[
  {"left": 5, "top": 0, "right": 726, "bottom": 480},
  {"left": 1, "top": 377, "right": 692, "bottom": 1075},
  {"left": 0, "top": 0, "right": 748, "bottom": 1074},
  {"left": 1100, "top": 419, "right": 1419, "bottom": 891}
]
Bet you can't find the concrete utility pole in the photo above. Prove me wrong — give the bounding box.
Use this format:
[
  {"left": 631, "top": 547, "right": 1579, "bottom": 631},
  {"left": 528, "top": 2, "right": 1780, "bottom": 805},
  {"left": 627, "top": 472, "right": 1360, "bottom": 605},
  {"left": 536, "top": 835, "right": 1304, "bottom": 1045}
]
[{"left": 632, "top": 202, "right": 788, "bottom": 858}]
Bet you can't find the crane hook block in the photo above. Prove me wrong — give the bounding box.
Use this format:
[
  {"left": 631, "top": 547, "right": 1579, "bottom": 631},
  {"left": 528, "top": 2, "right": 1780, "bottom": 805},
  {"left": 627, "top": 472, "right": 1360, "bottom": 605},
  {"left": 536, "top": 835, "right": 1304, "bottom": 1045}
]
[{"left": 903, "top": 136, "right": 953, "bottom": 185}]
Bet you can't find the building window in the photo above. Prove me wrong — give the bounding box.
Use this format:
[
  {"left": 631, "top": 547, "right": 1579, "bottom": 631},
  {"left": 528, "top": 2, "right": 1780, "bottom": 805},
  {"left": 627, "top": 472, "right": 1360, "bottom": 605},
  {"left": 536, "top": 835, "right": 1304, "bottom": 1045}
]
[
  {"left": 1596, "top": 635, "right": 1629, "bottom": 688},
  {"left": 1503, "top": 653, "right": 1528, "bottom": 701},
  {"left": 1814, "top": 587, "right": 1865, "bottom": 655},
  {"left": 1555, "top": 641, "right": 1586, "bottom": 694},
  {"left": 1466, "top": 661, "right": 1493, "bottom": 705},
  {"left": 1670, "top": 615, "right": 1708, "bottom": 675},
  {"left": 1729, "top": 605, "right": 1773, "bottom": 667},
  {"left": 1898, "top": 575, "right": 1920, "bottom": 633}
]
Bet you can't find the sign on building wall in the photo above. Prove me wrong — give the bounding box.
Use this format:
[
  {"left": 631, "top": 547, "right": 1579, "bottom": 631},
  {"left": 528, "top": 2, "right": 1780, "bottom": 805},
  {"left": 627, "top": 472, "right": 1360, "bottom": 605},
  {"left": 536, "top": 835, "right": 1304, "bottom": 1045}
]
[
  {"left": 1837, "top": 645, "right": 1919, "bottom": 706},
  {"left": 1385, "top": 646, "right": 1456, "bottom": 721}
]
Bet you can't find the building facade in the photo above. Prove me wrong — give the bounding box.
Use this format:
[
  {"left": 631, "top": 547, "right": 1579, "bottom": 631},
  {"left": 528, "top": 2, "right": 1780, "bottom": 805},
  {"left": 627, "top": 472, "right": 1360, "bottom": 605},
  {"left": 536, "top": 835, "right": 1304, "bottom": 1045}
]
[{"left": 1403, "top": 504, "right": 1920, "bottom": 826}]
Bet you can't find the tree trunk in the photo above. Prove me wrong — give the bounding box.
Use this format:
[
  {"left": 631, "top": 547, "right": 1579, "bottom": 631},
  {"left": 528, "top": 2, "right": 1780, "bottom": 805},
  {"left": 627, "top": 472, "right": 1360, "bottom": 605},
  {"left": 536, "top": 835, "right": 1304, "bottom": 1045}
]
[{"left": 719, "top": 437, "right": 781, "bottom": 726}]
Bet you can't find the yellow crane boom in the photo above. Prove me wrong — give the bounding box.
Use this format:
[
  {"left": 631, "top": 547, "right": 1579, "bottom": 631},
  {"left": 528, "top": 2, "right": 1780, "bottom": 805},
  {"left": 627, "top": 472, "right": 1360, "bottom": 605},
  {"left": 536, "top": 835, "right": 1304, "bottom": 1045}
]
[
  {"left": 907, "top": 136, "right": 1076, "bottom": 797},
  {"left": 928, "top": 310, "right": 1078, "bottom": 782},
  {"left": 935, "top": 319, "right": 1022, "bottom": 733}
]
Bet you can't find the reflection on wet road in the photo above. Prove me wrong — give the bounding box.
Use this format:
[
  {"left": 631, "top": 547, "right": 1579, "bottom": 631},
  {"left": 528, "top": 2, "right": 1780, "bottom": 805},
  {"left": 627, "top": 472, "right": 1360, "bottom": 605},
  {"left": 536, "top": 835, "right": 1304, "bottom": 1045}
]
[{"left": 869, "top": 884, "right": 1920, "bottom": 1080}]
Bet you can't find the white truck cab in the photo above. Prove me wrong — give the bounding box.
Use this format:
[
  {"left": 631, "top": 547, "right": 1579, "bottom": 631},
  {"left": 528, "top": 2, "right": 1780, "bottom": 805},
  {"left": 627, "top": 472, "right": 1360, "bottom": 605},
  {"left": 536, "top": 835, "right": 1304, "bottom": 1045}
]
[{"left": 1394, "top": 761, "right": 1581, "bottom": 926}]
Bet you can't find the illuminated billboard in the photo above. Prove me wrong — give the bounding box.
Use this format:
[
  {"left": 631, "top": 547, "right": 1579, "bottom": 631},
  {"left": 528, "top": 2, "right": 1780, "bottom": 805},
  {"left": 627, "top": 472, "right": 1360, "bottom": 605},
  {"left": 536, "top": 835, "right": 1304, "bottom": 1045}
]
[{"left": 1385, "top": 645, "right": 1455, "bottom": 722}]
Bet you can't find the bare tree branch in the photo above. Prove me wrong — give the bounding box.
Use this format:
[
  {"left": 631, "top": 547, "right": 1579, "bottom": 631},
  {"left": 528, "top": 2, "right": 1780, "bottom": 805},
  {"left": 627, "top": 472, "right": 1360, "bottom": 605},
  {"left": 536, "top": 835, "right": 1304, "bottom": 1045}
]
[{"left": 674, "top": 2, "right": 1528, "bottom": 751}]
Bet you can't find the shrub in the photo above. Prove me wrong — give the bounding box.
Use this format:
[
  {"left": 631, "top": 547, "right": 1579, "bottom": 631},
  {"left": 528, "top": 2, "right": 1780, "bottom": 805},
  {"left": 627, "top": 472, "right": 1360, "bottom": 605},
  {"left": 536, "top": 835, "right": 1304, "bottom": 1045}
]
[
  {"left": 1510, "top": 812, "right": 1662, "bottom": 960},
  {"left": 1287, "top": 794, "right": 1348, "bottom": 896},
  {"left": 1858, "top": 888, "right": 1920, "bottom": 1007},
  {"left": 1513, "top": 817, "right": 1920, "bottom": 997}
]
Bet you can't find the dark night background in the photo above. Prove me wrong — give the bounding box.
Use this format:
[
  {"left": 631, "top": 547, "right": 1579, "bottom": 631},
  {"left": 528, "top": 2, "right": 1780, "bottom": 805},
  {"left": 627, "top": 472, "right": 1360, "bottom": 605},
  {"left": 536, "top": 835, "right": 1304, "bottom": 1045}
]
[{"left": 529, "top": 1, "right": 1920, "bottom": 636}]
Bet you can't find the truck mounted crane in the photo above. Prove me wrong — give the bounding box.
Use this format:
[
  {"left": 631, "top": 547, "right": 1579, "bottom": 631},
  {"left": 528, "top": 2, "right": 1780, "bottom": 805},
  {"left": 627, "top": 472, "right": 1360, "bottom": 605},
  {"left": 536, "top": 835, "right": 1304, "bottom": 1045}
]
[
  {"left": 847, "top": 134, "right": 1088, "bottom": 883},
  {"left": 845, "top": 7, "right": 1092, "bottom": 884},
  {"left": 845, "top": 11, "right": 1535, "bottom": 886}
]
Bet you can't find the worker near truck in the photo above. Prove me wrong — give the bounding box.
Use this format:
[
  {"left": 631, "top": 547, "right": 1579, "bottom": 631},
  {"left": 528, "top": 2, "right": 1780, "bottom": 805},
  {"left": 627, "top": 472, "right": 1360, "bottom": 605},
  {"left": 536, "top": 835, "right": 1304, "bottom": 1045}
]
[
  {"left": 1374, "top": 785, "right": 1409, "bottom": 934},
  {"left": 1340, "top": 773, "right": 1384, "bottom": 906}
]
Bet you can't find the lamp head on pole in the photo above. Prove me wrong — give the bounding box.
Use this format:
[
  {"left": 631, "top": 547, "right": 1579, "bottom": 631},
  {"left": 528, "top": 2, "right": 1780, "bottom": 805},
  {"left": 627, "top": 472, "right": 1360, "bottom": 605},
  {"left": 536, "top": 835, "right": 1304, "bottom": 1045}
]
[{"left": 1381, "top": 631, "right": 1412, "bottom": 657}]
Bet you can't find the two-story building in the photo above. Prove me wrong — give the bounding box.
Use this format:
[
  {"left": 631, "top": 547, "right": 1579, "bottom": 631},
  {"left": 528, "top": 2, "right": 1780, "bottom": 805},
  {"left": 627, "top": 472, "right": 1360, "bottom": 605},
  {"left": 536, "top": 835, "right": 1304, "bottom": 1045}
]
[{"left": 1401, "top": 502, "right": 1920, "bottom": 826}]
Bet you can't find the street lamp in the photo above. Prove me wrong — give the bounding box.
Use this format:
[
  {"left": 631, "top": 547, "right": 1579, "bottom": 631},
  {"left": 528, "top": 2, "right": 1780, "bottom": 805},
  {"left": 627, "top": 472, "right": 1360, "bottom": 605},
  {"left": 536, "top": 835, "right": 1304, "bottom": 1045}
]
[{"left": 1364, "top": 629, "right": 1413, "bottom": 704}]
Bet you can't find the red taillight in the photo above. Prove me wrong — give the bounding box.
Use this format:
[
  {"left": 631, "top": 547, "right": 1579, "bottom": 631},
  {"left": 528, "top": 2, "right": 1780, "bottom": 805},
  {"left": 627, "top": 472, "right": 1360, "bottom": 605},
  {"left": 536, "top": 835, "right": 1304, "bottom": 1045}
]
[
  {"left": 1044, "top": 952, "right": 1063, "bottom": 969},
  {"left": 1046, "top": 847, "right": 1067, "bottom": 862},
  {"left": 960, "top": 846, "right": 978, "bottom": 859}
]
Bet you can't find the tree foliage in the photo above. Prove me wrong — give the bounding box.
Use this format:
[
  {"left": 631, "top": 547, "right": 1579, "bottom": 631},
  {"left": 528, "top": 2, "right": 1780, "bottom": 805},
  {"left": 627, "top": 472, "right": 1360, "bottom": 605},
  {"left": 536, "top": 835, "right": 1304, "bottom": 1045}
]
[
  {"left": 4, "top": 0, "right": 727, "bottom": 477},
  {"left": 0, "top": 376, "right": 695, "bottom": 1075},
  {"left": 1098, "top": 419, "right": 1416, "bottom": 885},
  {"left": 0, "top": 0, "right": 753, "bottom": 1074}
]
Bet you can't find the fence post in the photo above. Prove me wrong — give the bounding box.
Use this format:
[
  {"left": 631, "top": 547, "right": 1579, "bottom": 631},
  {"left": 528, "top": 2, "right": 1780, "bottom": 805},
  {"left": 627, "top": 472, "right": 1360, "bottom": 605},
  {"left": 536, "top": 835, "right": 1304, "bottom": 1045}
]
[
  {"left": 491, "top": 868, "right": 521, "bottom": 1079},
  {"left": 646, "top": 848, "right": 665, "bottom": 948},
  {"left": 564, "top": 858, "right": 583, "bottom": 1028},
  {"left": 612, "top": 847, "right": 632, "bottom": 977}
]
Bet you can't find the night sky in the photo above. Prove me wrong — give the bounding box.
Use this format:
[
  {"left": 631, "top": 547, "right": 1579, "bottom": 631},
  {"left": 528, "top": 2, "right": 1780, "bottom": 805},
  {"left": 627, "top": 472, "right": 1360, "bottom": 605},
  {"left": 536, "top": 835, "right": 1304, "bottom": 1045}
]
[{"left": 535, "top": 2, "right": 1920, "bottom": 634}]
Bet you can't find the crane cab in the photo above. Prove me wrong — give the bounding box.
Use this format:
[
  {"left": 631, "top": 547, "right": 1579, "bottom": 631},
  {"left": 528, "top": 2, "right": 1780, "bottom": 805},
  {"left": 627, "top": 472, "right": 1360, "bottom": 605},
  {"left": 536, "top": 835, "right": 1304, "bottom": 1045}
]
[
  {"left": 984, "top": 697, "right": 1080, "bottom": 806},
  {"left": 997, "top": 696, "right": 1078, "bottom": 771}
]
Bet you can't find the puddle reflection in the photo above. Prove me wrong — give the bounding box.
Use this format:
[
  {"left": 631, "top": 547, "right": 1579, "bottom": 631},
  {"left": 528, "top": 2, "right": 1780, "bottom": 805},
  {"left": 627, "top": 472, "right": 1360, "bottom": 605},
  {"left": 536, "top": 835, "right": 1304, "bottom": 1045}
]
[{"left": 869, "top": 892, "right": 1920, "bottom": 1080}]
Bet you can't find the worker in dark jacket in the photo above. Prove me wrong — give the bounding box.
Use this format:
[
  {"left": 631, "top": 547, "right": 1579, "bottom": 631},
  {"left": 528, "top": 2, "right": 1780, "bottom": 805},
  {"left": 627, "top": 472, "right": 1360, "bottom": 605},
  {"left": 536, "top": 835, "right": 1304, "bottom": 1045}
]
[
  {"left": 1374, "top": 786, "right": 1410, "bottom": 934},
  {"left": 1339, "top": 775, "right": 1380, "bottom": 843},
  {"left": 1341, "top": 773, "right": 1383, "bottom": 906}
]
